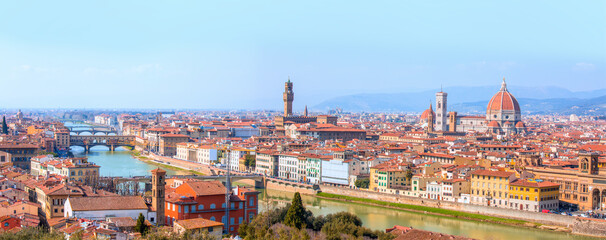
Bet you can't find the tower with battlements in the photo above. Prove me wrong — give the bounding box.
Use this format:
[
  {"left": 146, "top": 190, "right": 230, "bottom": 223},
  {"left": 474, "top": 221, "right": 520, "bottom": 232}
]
[{"left": 283, "top": 78, "right": 294, "bottom": 117}]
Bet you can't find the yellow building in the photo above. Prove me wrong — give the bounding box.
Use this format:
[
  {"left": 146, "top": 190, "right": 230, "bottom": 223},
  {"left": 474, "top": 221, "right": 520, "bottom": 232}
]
[
  {"left": 31, "top": 158, "right": 100, "bottom": 184},
  {"left": 27, "top": 125, "right": 45, "bottom": 135},
  {"left": 470, "top": 170, "right": 515, "bottom": 208},
  {"left": 508, "top": 178, "right": 559, "bottom": 212},
  {"left": 370, "top": 164, "right": 410, "bottom": 193},
  {"left": 36, "top": 184, "right": 84, "bottom": 219}
]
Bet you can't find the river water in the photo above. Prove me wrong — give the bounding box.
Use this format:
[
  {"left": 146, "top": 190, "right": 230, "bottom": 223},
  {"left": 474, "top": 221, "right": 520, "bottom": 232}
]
[
  {"left": 258, "top": 189, "right": 598, "bottom": 240},
  {"left": 63, "top": 122, "right": 597, "bottom": 240}
]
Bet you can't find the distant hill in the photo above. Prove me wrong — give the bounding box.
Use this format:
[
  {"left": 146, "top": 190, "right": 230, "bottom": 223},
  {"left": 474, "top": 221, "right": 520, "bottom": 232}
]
[
  {"left": 451, "top": 95, "right": 606, "bottom": 115},
  {"left": 312, "top": 85, "right": 606, "bottom": 115}
]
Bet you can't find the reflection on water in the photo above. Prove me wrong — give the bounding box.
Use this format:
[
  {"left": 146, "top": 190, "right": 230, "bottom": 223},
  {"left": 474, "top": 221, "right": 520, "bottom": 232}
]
[
  {"left": 70, "top": 147, "right": 178, "bottom": 177},
  {"left": 258, "top": 189, "right": 598, "bottom": 240}
]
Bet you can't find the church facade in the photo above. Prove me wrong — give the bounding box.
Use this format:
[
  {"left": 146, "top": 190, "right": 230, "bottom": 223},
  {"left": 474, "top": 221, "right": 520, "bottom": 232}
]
[{"left": 421, "top": 78, "right": 526, "bottom": 135}]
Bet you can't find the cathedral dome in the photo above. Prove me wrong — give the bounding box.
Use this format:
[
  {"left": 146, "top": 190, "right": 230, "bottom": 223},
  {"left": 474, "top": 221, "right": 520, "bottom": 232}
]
[{"left": 487, "top": 79, "right": 520, "bottom": 112}]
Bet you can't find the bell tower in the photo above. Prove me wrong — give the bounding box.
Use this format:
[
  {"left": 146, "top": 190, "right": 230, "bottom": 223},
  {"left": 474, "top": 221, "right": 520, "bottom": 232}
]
[
  {"left": 426, "top": 103, "right": 435, "bottom": 133},
  {"left": 283, "top": 77, "right": 294, "bottom": 117},
  {"left": 151, "top": 168, "right": 166, "bottom": 226},
  {"left": 579, "top": 153, "right": 599, "bottom": 175},
  {"left": 435, "top": 90, "right": 447, "bottom": 131}
]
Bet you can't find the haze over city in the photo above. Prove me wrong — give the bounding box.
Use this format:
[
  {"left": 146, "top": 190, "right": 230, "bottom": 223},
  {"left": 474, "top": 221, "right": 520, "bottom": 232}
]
[{"left": 1, "top": 1, "right": 605, "bottom": 109}]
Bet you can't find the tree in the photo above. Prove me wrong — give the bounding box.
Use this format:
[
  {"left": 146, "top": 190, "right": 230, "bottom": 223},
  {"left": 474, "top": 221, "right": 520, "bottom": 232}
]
[
  {"left": 1, "top": 116, "right": 7, "bottom": 135},
  {"left": 134, "top": 213, "right": 148, "bottom": 235},
  {"left": 354, "top": 179, "right": 370, "bottom": 189},
  {"left": 283, "top": 192, "right": 306, "bottom": 229},
  {"left": 406, "top": 169, "right": 413, "bottom": 181},
  {"left": 244, "top": 154, "right": 256, "bottom": 171}
]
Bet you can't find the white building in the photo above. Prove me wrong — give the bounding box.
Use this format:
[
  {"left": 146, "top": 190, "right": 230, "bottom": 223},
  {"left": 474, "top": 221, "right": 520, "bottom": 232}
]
[
  {"left": 321, "top": 159, "right": 350, "bottom": 186},
  {"left": 197, "top": 146, "right": 218, "bottom": 165},
  {"left": 278, "top": 154, "right": 299, "bottom": 181},
  {"left": 65, "top": 196, "right": 157, "bottom": 224}
]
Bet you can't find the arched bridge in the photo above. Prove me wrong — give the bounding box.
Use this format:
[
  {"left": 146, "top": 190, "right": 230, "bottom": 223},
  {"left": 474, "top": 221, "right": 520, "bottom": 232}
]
[
  {"left": 70, "top": 135, "right": 135, "bottom": 152},
  {"left": 106, "top": 174, "right": 266, "bottom": 188},
  {"left": 66, "top": 126, "right": 118, "bottom": 135}
]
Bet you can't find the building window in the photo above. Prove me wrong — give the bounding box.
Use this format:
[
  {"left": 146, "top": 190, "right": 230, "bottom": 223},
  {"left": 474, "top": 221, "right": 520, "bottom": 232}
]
[
  {"left": 210, "top": 204, "right": 216, "bottom": 209},
  {"left": 198, "top": 205, "right": 204, "bottom": 210}
]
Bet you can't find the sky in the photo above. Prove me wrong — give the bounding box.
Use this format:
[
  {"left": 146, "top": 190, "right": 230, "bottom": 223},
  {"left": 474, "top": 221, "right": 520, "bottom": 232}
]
[{"left": 0, "top": 1, "right": 604, "bottom": 110}]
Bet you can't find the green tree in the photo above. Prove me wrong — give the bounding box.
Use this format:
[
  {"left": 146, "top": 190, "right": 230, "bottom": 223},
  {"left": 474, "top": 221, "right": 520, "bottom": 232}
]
[
  {"left": 1, "top": 116, "right": 7, "bottom": 135},
  {"left": 283, "top": 192, "right": 306, "bottom": 229},
  {"left": 134, "top": 213, "right": 148, "bottom": 235},
  {"left": 354, "top": 179, "right": 370, "bottom": 189},
  {"left": 244, "top": 154, "right": 256, "bottom": 171},
  {"left": 406, "top": 169, "right": 413, "bottom": 181}
]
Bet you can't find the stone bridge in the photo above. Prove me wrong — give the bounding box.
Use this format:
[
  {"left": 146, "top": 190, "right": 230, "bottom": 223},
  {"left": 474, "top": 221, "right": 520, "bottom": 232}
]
[
  {"left": 66, "top": 126, "right": 118, "bottom": 135},
  {"left": 106, "top": 174, "right": 266, "bottom": 188},
  {"left": 70, "top": 135, "right": 135, "bottom": 152}
]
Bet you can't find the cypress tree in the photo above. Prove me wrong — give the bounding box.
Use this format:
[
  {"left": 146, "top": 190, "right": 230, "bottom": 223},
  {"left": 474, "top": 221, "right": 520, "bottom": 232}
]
[
  {"left": 284, "top": 192, "right": 306, "bottom": 229},
  {"left": 1, "top": 116, "right": 7, "bottom": 134},
  {"left": 134, "top": 213, "right": 148, "bottom": 235}
]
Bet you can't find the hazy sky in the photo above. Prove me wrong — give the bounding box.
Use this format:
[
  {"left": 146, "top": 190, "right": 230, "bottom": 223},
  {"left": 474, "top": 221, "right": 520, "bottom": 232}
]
[{"left": 1, "top": 1, "right": 604, "bottom": 110}]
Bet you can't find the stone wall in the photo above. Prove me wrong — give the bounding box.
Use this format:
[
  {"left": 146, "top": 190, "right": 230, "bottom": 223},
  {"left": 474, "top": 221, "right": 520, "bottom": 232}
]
[
  {"left": 572, "top": 218, "right": 606, "bottom": 237},
  {"left": 266, "top": 181, "right": 317, "bottom": 195},
  {"left": 319, "top": 185, "right": 574, "bottom": 226}
]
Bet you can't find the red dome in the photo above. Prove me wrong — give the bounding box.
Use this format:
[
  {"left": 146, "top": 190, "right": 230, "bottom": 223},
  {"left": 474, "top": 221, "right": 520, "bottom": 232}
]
[
  {"left": 515, "top": 121, "right": 526, "bottom": 128},
  {"left": 487, "top": 80, "right": 520, "bottom": 112},
  {"left": 487, "top": 120, "right": 500, "bottom": 128}
]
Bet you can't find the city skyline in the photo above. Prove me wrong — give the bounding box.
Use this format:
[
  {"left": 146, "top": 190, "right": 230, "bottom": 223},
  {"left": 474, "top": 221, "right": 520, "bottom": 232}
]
[{"left": 1, "top": 1, "right": 605, "bottom": 109}]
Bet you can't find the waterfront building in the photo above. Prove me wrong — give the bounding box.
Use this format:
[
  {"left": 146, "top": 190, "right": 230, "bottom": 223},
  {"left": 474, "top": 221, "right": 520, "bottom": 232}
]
[
  {"left": 164, "top": 181, "right": 258, "bottom": 235},
  {"left": 370, "top": 163, "right": 409, "bottom": 193},
  {"left": 527, "top": 153, "right": 605, "bottom": 211},
  {"left": 158, "top": 133, "right": 189, "bottom": 156},
  {"left": 301, "top": 154, "right": 327, "bottom": 185},
  {"left": 278, "top": 153, "right": 300, "bottom": 181},
  {"left": 508, "top": 178, "right": 559, "bottom": 212},
  {"left": 53, "top": 127, "right": 70, "bottom": 150},
  {"left": 228, "top": 148, "right": 251, "bottom": 172},
  {"left": 427, "top": 181, "right": 442, "bottom": 200},
  {"left": 30, "top": 157, "right": 100, "bottom": 184},
  {"left": 441, "top": 179, "right": 470, "bottom": 202},
  {"left": 470, "top": 170, "right": 515, "bottom": 208},
  {"left": 255, "top": 150, "right": 279, "bottom": 176},
  {"left": 197, "top": 145, "right": 218, "bottom": 165}
]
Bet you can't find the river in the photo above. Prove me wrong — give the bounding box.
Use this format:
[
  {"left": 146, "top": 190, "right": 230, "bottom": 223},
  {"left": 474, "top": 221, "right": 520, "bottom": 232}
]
[
  {"left": 63, "top": 122, "right": 597, "bottom": 240},
  {"left": 258, "top": 189, "right": 599, "bottom": 240}
]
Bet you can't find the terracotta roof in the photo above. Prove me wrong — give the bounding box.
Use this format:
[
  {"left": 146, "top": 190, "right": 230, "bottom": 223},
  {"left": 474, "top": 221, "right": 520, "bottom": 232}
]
[
  {"left": 487, "top": 80, "right": 520, "bottom": 112},
  {"left": 67, "top": 196, "right": 148, "bottom": 211},
  {"left": 510, "top": 179, "right": 559, "bottom": 188},
  {"left": 179, "top": 181, "right": 226, "bottom": 196},
  {"left": 175, "top": 217, "right": 223, "bottom": 230},
  {"left": 470, "top": 169, "right": 515, "bottom": 178}
]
